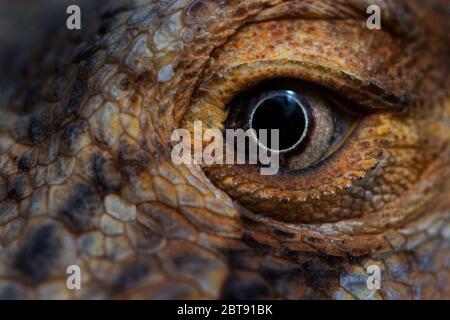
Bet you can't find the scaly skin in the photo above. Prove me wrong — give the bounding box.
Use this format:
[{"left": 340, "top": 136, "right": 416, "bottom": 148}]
[{"left": 0, "top": 0, "right": 449, "bottom": 299}]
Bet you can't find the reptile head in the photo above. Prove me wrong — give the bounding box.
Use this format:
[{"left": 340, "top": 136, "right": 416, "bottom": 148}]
[{"left": 0, "top": 0, "right": 449, "bottom": 299}]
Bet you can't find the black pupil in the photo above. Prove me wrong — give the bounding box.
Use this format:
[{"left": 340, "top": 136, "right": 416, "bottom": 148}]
[{"left": 252, "top": 92, "right": 307, "bottom": 151}]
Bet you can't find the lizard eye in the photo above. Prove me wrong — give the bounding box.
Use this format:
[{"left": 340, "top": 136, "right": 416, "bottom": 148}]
[
  {"left": 179, "top": 15, "right": 441, "bottom": 227},
  {"left": 181, "top": 73, "right": 372, "bottom": 223},
  {"left": 224, "top": 79, "right": 360, "bottom": 170}
]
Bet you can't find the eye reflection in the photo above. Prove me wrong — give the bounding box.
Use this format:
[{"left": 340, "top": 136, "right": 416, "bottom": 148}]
[{"left": 250, "top": 90, "right": 310, "bottom": 152}]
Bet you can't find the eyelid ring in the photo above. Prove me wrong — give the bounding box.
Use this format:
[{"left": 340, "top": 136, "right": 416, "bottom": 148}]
[{"left": 248, "top": 90, "right": 311, "bottom": 154}]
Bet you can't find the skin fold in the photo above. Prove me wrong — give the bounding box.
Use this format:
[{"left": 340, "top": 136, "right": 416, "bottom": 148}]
[{"left": 0, "top": 0, "right": 449, "bottom": 299}]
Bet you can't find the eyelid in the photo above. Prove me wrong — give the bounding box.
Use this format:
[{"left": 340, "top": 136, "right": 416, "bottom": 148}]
[
  {"left": 193, "top": 17, "right": 420, "bottom": 116},
  {"left": 193, "top": 60, "right": 409, "bottom": 120}
]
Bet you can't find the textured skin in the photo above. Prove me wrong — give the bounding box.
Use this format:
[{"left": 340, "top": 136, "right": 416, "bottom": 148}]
[{"left": 0, "top": 0, "right": 449, "bottom": 300}]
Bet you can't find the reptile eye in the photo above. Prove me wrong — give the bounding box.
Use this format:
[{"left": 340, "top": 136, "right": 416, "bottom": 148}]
[
  {"left": 181, "top": 75, "right": 370, "bottom": 222},
  {"left": 180, "top": 17, "right": 426, "bottom": 224},
  {"left": 224, "top": 79, "right": 360, "bottom": 170}
]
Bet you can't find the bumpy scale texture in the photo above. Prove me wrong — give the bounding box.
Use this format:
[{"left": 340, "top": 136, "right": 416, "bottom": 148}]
[{"left": 0, "top": 0, "right": 449, "bottom": 299}]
